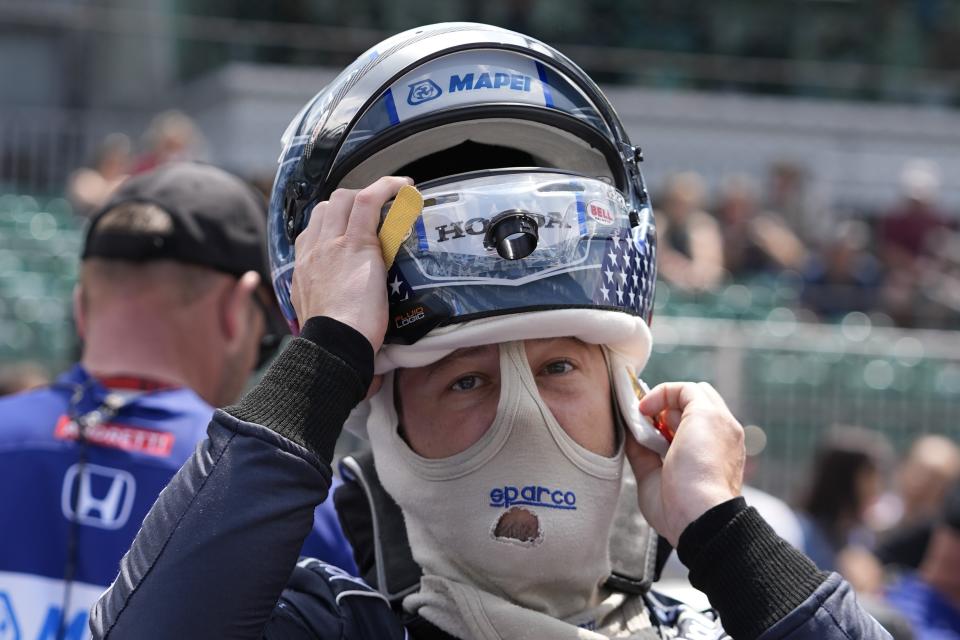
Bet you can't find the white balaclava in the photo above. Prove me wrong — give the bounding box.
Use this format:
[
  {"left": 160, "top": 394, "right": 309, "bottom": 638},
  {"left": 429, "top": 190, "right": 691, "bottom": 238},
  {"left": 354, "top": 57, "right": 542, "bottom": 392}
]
[{"left": 367, "top": 340, "right": 625, "bottom": 635}]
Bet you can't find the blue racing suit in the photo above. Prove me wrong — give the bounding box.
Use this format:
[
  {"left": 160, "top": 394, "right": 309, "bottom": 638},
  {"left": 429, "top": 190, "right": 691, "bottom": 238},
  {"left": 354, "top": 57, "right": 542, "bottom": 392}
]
[
  {"left": 91, "top": 318, "right": 890, "bottom": 639},
  {"left": 0, "top": 365, "right": 355, "bottom": 640}
]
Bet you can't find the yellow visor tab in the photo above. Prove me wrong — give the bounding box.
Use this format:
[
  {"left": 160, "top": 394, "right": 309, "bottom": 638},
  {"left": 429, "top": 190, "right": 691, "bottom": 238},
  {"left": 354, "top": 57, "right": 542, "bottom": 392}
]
[{"left": 379, "top": 185, "right": 424, "bottom": 269}]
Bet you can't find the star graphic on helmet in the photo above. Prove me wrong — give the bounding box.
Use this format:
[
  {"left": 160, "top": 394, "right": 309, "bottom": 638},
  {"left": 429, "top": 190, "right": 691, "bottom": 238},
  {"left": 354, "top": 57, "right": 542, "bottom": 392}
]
[
  {"left": 605, "top": 268, "right": 615, "bottom": 284},
  {"left": 389, "top": 276, "right": 403, "bottom": 296},
  {"left": 600, "top": 285, "right": 610, "bottom": 302}
]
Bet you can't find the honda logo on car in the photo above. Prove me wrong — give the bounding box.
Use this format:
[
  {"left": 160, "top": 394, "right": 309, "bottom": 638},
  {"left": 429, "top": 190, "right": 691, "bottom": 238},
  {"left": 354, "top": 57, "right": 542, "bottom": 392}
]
[{"left": 490, "top": 485, "right": 577, "bottom": 510}]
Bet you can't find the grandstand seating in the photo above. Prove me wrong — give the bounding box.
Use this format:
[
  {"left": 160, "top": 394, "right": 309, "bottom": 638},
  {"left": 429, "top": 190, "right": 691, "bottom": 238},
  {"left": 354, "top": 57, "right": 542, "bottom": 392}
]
[{"left": 0, "top": 193, "right": 82, "bottom": 372}]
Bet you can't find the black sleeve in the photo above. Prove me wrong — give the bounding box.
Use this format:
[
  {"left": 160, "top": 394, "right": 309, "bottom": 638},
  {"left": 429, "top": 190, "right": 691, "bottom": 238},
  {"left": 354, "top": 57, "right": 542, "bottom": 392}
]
[
  {"left": 229, "top": 315, "right": 374, "bottom": 462},
  {"left": 91, "top": 317, "right": 373, "bottom": 639},
  {"left": 263, "top": 558, "right": 408, "bottom": 640},
  {"left": 677, "top": 498, "right": 830, "bottom": 640}
]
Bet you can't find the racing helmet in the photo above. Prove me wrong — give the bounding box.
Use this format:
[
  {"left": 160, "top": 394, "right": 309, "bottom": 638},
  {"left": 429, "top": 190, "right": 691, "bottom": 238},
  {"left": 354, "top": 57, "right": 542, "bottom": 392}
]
[{"left": 269, "top": 23, "right": 659, "bottom": 440}]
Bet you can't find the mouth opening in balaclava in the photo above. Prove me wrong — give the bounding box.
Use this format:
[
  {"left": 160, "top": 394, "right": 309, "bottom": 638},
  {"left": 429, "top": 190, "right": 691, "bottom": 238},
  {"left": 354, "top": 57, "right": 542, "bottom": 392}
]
[{"left": 492, "top": 506, "right": 542, "bottom": 545}]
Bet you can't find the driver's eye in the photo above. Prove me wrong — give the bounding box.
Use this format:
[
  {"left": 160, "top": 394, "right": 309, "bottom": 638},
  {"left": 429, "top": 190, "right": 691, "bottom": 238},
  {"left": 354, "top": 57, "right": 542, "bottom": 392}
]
[
  {"left": 450, "top": 375, "right": 482, "bottom": 391},
  {"left": 542, "top": 360, "right": 574, "bottom": 375}
]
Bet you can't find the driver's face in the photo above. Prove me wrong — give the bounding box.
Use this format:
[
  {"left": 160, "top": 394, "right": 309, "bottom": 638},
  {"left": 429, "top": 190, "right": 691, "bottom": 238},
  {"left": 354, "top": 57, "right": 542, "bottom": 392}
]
[{"left": 395, "top": 338, "right": 616, "bottom": 459}]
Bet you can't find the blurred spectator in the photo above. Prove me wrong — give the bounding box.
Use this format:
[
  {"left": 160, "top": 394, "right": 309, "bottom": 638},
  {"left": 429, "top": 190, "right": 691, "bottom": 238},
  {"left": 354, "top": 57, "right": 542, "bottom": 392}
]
[
  {"left": 655, "top": 171, "right": 724, "bottom": 292},
  {"left": 716, "top": 173, "right": 807, "bottom": 279},
  {"left": 0, "top": 163, "right": 352, "bottom": 636},
  {"left": 764, "top": 161, "right": 822, "bottom": 241},
  {"left": 801, "top": 219, "right": 883, "bottom": 320},
  {"left": 896, "top": 435, "right": 960, "bottom": 528},
  {"left": 797, "top": 426, "right": 892, "bottom": 574},
  {"left": 132, "top": 110, "right": 205, "bottom": 174},
  {"left": 65, "top": 133, "right": 131, "bottom": 217},
  {"left": 880, "top": 159, "right": 948, "bottom": 270},
  {"left": 885, "top": 481, "right": 960, "bottom": 639},
  {"left": 875, "top": 436, "right": 960, "bottom": 572},
  {"left": 873, "top": 160, "right": 960, "bottom": 327},
  {"left": 0, "top": 362, "right": 49, "bottom": 396}
]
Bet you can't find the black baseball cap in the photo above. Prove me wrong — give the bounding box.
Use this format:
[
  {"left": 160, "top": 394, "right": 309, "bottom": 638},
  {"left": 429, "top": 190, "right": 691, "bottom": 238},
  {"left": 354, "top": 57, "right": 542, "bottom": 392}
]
[
  {"left": 83, "top": 161, "right": 288, "bottom": 365},
  {"left": 83, "top": 162, "right": 270, "bottom": 283}
]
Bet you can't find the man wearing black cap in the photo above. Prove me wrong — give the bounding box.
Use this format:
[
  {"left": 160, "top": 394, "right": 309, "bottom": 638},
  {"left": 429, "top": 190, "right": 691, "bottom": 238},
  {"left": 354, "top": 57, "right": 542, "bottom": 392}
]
[
  {"left": 77, "top": 161, "right": 285, "bottom": 406},
  {"left": 0, "top": 162, "right": 355, "bottom": 639}
]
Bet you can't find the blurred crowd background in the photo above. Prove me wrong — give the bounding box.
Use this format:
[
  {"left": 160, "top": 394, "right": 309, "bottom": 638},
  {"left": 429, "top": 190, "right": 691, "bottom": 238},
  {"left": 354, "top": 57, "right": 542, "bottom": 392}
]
[{"left": 1, "top": 1, "right": 959, "bottom": 635}]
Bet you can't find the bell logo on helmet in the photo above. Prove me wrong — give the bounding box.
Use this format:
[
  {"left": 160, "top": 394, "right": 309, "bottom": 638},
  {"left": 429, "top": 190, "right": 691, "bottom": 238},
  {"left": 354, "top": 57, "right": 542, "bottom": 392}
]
[
  {"left": 407, "top": 79, "right": 443, "bottom": 105},
  {"left": 588, "top": 201, "right": 615, "bottom": 225},
  {"left": 490, "top": 485, "right": 577, "bottom": 510}
]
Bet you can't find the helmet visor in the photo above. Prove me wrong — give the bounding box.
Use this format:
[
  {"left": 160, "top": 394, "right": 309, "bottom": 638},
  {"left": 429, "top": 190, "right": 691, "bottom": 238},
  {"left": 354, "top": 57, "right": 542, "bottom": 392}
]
[{"left": 383, "top": 170, "right": 656, "bottom": 343}]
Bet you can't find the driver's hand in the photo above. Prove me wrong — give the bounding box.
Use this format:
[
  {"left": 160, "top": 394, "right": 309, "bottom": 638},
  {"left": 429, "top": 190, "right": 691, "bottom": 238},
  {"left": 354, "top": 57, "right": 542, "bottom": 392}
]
[
  {"left": 625, "top": 381, "right": 745, "bottom": 547},
  {"left": 290, "top": 176, "right": 412, "bottom": 355}
]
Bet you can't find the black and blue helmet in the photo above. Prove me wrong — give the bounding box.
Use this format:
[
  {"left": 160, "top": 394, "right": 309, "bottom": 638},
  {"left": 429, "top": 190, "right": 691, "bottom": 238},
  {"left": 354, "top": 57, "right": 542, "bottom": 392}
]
[{"left": 269, "top": 22, "right": 657, "bottom": 384}]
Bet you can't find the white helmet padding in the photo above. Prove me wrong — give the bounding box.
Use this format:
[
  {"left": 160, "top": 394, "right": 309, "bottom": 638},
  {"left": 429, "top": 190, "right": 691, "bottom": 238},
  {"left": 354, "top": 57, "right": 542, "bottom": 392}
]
[{"left": 375, "top": 308, "right": 649, "bottom": 373}]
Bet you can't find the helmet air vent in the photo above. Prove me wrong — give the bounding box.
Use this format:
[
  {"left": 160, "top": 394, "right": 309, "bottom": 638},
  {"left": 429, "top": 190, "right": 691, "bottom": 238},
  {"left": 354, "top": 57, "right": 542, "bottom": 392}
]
[{"left": 484, "top": 210, "right": 539, "bottom": 260}]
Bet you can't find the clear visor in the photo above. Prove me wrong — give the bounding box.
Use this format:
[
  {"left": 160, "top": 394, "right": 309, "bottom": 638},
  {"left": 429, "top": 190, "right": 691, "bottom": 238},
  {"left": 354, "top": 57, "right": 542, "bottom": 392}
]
[
  {"left": 381, "top": 170, "right": 655, "bottom": 343},
  {"left": 388, "top": 170, "right": 634, "bottom": 283}
]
